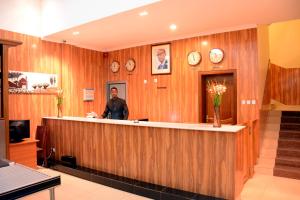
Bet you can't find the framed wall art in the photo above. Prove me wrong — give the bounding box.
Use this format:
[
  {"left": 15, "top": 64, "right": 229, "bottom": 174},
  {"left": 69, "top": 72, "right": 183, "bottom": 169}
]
[{"left": 151, "top": 43, "right": 171, "bottom": 75}]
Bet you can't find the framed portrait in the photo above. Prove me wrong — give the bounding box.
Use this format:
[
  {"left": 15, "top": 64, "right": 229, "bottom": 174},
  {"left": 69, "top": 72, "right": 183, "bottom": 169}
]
[{"left": 151, "top": 43, "right": 171, "bottom": 75}]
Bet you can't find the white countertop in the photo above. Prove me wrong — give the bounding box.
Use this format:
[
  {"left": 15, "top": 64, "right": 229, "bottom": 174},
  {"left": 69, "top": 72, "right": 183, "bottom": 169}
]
[{"left": 43, "top": 116, "right": 245, "bottom": 133}]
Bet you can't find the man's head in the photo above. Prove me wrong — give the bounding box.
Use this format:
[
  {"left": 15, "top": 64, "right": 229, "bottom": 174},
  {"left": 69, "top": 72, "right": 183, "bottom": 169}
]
[
  {"left": 110, "top": 87, "right": 118, "bottom": 98},
  {"left": 157, "top": 49, "right": 166, "bottom": 63}
]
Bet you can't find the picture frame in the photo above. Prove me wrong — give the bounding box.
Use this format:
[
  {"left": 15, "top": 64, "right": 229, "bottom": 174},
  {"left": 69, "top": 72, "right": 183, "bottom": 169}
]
[
  {"left": 83, "top": 88, "right": 95, "bottom": 101},
  {"left": 151, "top": 43, "right": 171, "bottom": 75},
  {"left": 8, "top": 70, "right": 58, "bottom": 94}
]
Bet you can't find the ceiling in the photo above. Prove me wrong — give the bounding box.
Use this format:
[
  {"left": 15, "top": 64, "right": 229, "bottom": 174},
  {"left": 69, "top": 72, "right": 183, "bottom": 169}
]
[{"left": 43, "top": 0, "right": 300, "bottom": 52}]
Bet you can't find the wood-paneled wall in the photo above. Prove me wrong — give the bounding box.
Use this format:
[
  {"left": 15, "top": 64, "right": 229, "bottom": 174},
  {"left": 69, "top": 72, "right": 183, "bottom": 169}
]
[
  {"left": 44, "top": 118, "right": 252, "bottom": 199},
  {"left": 61, "top": 44, "right": 104, "bottom": 117},
  {"left": 2, "top": 28, "right": 260, "bottom": 137},
  {"left": 0, "top": 29, "right": 103, "bottom": 137},
  {"left": 269, "top": 63, "right": 300, "bottom": 105},
  {"left": 103, "top": 29, "right": 259, "bottom": 124}
]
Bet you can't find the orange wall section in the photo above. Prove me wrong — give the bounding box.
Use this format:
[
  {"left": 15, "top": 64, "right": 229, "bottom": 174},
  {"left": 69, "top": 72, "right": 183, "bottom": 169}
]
[
  {"left": 2, "top": 27, "right": 259, "bottom": 138},
  {"left": 257, "top": 25, "right": 270, "bottom": 108},
  {"left": 269, "top": 19, "right": 300, "bottom": 68},
  {"left": 104, "top": 28, "right": 259, "bottom": 124},
  {"left": 0, "top": 29, "right": 104, "bottom": 138}
]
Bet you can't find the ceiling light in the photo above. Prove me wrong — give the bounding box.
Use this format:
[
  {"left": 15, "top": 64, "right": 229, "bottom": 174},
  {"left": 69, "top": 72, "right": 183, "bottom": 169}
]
[
  {"left": 72, "top": 31, "right": 80, "bottom": 35},
  {"left": 139, "top": 11, "right": 148, "bottom": 16},
  {"left": 169, "top": 24, "right": 177, "bottom": 31},
  {"left": 201, "top": 41, "right": 208, "bottom": 46}
]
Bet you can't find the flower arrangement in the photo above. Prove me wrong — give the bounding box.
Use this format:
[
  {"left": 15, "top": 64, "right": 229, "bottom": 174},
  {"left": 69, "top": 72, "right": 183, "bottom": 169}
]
[
  {"left": 56, "top": 89, "right": 63, "bottom": 118},
  {"left": 56, "top": 89, "right": 64, "bottom": 106},
  {"left": 207, "top": 80, "right": 227, "bottom": 107}
]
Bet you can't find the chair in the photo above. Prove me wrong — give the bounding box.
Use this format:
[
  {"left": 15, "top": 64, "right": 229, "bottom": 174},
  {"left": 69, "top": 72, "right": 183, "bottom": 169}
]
[{"left": 36, "top": 126, "right": 48, "bottom": 167}]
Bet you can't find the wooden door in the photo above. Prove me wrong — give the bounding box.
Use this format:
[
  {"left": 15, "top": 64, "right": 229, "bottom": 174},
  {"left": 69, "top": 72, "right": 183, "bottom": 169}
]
[{"left": 199, "top": 70, "right": 237, "bottom": 124}]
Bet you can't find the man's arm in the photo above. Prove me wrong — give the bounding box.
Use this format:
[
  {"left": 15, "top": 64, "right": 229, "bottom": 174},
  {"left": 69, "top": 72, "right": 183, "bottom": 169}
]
[
  {"left": 101, "top": 103, "right": 109, "bottom": 118},
  {"left": 123, "top": 101, "right": 129, "bottom": 120}
]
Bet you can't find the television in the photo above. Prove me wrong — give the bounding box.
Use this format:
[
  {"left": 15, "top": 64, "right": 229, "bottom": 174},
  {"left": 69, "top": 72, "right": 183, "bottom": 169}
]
[{"left": 9, "top": 120, "right": 30, "bottom": 143}]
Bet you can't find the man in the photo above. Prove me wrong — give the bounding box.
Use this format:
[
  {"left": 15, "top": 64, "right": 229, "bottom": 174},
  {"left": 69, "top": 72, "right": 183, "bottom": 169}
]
[
  {"left": 156, "top": 48, "right": 168, "bottom": 69},
  {"left": 101, "top": 87, "right": 129, "bottom": 120}
]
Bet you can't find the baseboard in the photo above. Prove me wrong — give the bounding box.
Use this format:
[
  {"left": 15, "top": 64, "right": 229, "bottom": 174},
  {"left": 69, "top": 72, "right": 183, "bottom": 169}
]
[{"left": 50, "top": 162, "right": 223, "bottom": 200}]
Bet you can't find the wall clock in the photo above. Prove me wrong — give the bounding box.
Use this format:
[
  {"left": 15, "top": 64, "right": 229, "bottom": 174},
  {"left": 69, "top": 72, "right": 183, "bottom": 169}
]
[
  {"left": 187, "top": 51, "right": 201, "bottom": 66},
  {"left": 125, "top": 58, "right": 136, "bottom": 72},
  {"left": 209, "top": 48, "right": 224, "bottom": 64},
  {"left": 110, "top": 61, "right": 120, "bottom": 73}
]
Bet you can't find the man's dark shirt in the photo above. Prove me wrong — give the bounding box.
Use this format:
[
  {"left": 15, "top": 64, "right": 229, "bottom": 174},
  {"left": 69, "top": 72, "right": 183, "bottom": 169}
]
[{"left": 102, "top": 97, "right": 129, "bottom": 120}]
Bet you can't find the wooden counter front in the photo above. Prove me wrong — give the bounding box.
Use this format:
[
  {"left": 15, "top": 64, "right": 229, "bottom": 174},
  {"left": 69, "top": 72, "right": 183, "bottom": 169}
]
[
  {"left": 43, "top": 117, "right": 252, "bottom": 199},
  {"left": 9, "top": 138, "right": 38, "bottom": 168}
]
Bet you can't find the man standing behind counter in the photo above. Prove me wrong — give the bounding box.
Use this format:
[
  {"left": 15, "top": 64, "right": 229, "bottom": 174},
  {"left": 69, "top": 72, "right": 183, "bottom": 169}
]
[{"left": 101, "top": 87, "right": 129, "bottom": 120}]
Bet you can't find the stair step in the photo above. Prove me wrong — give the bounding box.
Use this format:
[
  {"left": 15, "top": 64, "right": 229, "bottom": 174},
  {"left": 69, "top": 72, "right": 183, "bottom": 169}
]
[
  {"left": 275, "top": 156, "right": 300, "bottom": 168},
  {"left": 280, "top": 123, "right": 300, "bottom": 131},
  {"left": 260, "top": 148, "right": 278, "bottom": 158},
  {"left": 268, "top": 110, "right": 282, "bottom": 117},
  {"left": 261, "top": 138, "right": 278, "bottom": 149},
  {"left": 278, "top": 138, "right": 300, "bottom": 148},
  {"left": 266, "top": 117, "right": 282, "bottom": 124},
  {"left": 281, "top": 116, "right": 300, "bottom": 123},
  {"left": 262, "top": 132, "right": 279, "bottom": 140},
  {"left": 282, "top": 111, "right": 300, "bottom": 117},
  {"left": 279, "top": 130, "right": 300, "bottom": 139},
  {"left": 277, "top": 147, "right": 300, "bottom": 157},
  {"left": 254, "top": 165, "right": 274, "bottom": 175},
  {"left": 273, "top": 165, "right": 300, "bottom": 180},
  {"left": 257, "top": 158, "right": 276, "bottom": 169}
]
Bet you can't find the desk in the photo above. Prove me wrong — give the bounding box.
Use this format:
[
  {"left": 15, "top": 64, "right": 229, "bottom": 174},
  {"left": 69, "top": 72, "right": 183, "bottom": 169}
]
[
  {"left": 43, "top": 116, "right": 252, "bottom": 199},
  {"left": 9, "top": 138, "right": 38, "bottom": 168},
  {"left": 0, "top": 161, "right": 60, "bottom": 200}
]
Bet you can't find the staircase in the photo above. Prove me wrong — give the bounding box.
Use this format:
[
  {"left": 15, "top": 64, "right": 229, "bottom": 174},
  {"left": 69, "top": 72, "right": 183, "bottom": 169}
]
[{"left": 273, "top": 111, "right": 300, "bottom": 180}]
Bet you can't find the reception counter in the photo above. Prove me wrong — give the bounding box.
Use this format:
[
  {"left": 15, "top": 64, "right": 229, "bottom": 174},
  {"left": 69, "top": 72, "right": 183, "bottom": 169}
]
[{"left": 43, "top": 117, "right": 253, "bottom": 199}]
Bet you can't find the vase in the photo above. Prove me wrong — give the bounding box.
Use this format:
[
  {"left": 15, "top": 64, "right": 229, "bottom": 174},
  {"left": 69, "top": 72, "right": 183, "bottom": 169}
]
[
  {"left": 57, "top": 104, "right": 63, "bottom": 118},
  {"left": 213, "top": 106, "right": 221, "bottom": 127}
]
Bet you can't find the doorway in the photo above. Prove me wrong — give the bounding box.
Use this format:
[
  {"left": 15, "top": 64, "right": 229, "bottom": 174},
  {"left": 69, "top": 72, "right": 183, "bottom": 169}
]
[
  {"left": 106, "top": 81, "right": 127, "bottom": 102},
  {"left": 199, "top": 70, "right": 237, "bottom": 124}
]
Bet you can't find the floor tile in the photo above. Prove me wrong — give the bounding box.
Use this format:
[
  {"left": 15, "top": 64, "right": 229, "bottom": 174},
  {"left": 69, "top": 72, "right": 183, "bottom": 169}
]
[{"left": 21, "top": 167, "right": 300, "bottom": 200}]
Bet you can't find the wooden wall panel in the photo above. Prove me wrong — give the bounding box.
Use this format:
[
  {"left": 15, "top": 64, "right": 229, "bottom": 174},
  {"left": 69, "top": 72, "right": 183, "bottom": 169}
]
[
  {"left": 0, "top": 29, "right": 103, "bottom": 138},
  {"left": 61, "top": 44, "right": 104, "bottom": 117},
  {"left": 104, "top": 29, "right": 259, "bottom": 124},
  {"left": 269, "top": 63, "right": 300, "bottom": 105},
  {"left": 45, "top": 118, "right": 251, "bottom": 199},
  {"left": 2, "top": 28, "right": 260, "bottom": 137}
]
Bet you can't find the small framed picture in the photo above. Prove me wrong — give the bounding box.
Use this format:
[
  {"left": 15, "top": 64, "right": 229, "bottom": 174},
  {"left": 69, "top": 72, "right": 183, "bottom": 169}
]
[
  {"left": 83, "top": 88, "right": 94, "bottom": 101},
  {"left": 151, "top": 43, "right": 171, "bottom": 75}
]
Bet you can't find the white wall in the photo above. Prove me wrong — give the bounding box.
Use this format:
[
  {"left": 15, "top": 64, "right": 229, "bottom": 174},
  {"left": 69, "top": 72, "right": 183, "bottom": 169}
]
[
  {"left": 0, "top": 0, "right": 158, "bottom": 37},
  {"left": 0, "top": 0, "right": 41, "bottom": 37},
  {"left": 41, "top": 0, "right": 159, "bottom": 36}
]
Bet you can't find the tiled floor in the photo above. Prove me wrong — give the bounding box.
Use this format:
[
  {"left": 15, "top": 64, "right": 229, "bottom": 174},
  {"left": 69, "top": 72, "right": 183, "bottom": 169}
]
[
  {"left": 21, "top": 168, "right": 300, "bottom": 200},
  {"left": 240, "top": 173, "right": 300, "bottom": 200},
  {"left": 22, "top": 168, "right": 151, "bottom": 200}
]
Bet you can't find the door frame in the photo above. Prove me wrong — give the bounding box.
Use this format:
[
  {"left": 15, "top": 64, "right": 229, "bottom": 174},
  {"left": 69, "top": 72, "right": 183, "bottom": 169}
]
[
  {"left": 106, "top": 81, "right": 128, "bottom": 102},
  {"left": 198, "top": 69, "right": 237, "bottom": 124}
]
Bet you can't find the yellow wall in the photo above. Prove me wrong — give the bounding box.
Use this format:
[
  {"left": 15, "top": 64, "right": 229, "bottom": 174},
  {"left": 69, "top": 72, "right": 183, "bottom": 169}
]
[
  {"left": 257, "top": 25, "right": 270, "bottom": 108},
  {"left": 269, "top": 19, "right": 300, "bottom": 68}
]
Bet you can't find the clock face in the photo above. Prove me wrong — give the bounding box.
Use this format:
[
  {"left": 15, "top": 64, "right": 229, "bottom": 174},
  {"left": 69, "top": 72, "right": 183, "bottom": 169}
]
[
  {"left": 187, "top": 51, "right": 201, "bottom": 66},
  {"left": 125, "top": 58, "right": 135, "bottom": 72},
  {"left": 110, "top": 61, "right": 120, "bottom": 73},
  {"left": 209, "top": 48, "right": 224, "bottom": 64}
]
